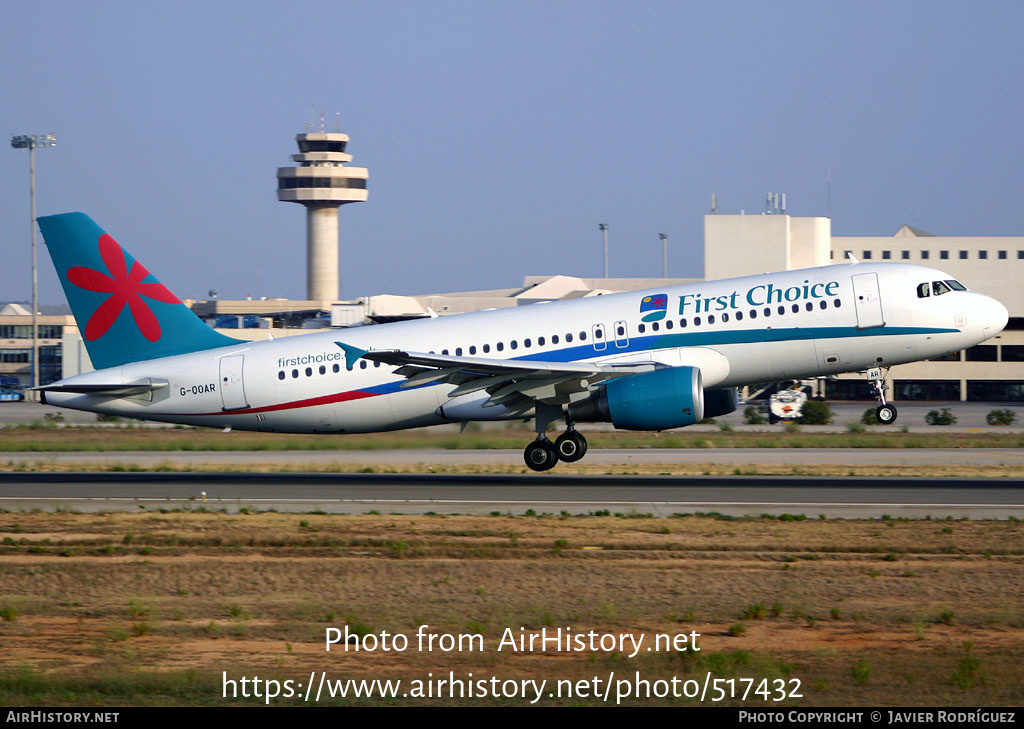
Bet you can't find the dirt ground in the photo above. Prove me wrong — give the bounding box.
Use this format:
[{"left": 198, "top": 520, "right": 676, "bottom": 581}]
[{"left": 1, "top": 511, "right": 1022, "bottom": 706}]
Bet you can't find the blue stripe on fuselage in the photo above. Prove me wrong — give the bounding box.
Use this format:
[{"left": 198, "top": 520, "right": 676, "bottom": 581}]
[{"left": 357, "top": 325, "right": 957, "bottom": 397}]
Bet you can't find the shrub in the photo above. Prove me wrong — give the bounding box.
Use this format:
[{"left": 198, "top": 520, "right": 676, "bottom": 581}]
[
  {"left": 743, "top": 406, "right": 766, "bottom": 425},
  {"left": 861, "top": 408, "right": 880, "bottom": 425},
  {"left": 851, "top": 657, "right": 871, "bottom": 685},
  {"left": 925, "top": 408, "right": 957, "bottom": 425},
  {"left": 986, "top": 409, "right": 1017, "bottom": 426},
  {"left": 742, "top": 603, "right": 766, "bottom": 620},
  {"left": 727, "top": 623, "right": 746, "bottom": 637},
  {"left": 797, "top": 400, "right": 832, "bottom": 425}
]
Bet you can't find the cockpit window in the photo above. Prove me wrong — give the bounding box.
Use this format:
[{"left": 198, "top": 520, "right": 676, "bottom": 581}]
[
  {"left": 916, "top": 283, "right": 930, "bottom": 298},
  {"left": 932, "top": 281, "right": 952, "bottom": 296},
  {"left": 945, "top": 279, "right": 967, "bottom": 291}
]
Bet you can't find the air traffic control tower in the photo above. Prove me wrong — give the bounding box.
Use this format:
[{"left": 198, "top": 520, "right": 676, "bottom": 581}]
[{"left": 276, "top": 129, "right": 369, "bottom": 301}]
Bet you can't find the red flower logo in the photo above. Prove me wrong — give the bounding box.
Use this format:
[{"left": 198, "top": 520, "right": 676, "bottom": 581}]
[{"left": 67, "top": 234, "right": 180, "bottom": 342}]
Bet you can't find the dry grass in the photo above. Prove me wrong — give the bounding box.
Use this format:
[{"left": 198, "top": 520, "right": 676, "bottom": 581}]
[
  {"left": 1, "top": 511, "right": 1022, "bottom": 705},
  {"left": 1, "top": 426, "right": 1022, "bottom": 453},
  {"left": 1, "top": 459, "right": 1022, "bottom": 478}
]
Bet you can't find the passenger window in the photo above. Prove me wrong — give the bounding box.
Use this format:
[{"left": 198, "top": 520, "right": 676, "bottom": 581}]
[
  {"left": 833, "top": 299, "right": 841, "bottom": 308},
  {"left": 652, "top": 322, "right": 659, "bottom": 331},
  {"left": 442, "top": 349, "right": 449, "bottom": 355},
  {"left": 496, "top": 342, "right": 504, "bottom": 351},
  {"left": 616, "top": 326, "right": 624, "bottom": 336},
  {"left": 735, "top": 311, "right": 743, "bottom": 321},
  {"left": 749, "top": 310, "right": 757, "bottom": 319},
  {"left": 679, "top": 318, "right": 687, "bottom": 327},
  {"left": 763, "top": 308, "right": 771, "bottom": 317},
  {"left": 524, "top": 338, "right": 531, "bottom": 348},
  {"left": 819, "top": 300, "right": 827, "bottom": 310},
  {"left": 579, "top": 331, "right": 587, "bottom": 340},
  {"left": 694, "top": 316, "right": 702, "bottom": 326},
  {"left": 708, "top": 315, "right": 716, "bottom": 324},
  {"left": 778, "top": 306, "right": 785, "bottom": 315},
  {"left": 292, "top": 369, "right": 299, "bottom": 378},
  {"left": 538, "top": 337, "right": 545, "bottom": 346},
  {"left": 319, "top": 365, "right": 326, "bottom": 375},
  {"left": 483, "top": 344, "right": 490, "bottom": 353},
  {"left": 510, "top": 340, "right": 518, "bottom": 349},
  {"left": 722, "top": 313, "right": 729, "bottom": 322},
  {"left": 332, "top": 364, "right": 340, "bottom": 373},
  {"left": 359, "top": 362, "right": 366, "bottom": 370},
  {"left": 469, "top": 345, "right": 477, "bottom": 354},
  {"left": 665, "top": 320, "right": 673, "bottom": 329},
  {"left": 637, "top": 324, "right": 645, "bottom": 333},
  {"left": 305, "top": 367, "right": 313, "bottom": 376},
  {"left": 552, "top": 335, "right": 560, "bottom": 344},
  {"left": 456, "top": 347, "right": 463, "bottom": 356},
  {"left": 278, "top": 371, "right": 285, "bottom": 380}
]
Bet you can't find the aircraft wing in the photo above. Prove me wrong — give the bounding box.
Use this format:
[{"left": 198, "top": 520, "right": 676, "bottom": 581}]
[{"left": 336, "top": 341, "right": 656, "bottom": 411}]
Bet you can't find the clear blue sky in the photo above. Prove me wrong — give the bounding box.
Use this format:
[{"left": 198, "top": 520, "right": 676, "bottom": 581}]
[{"left": 2, "top": 0, "right": 1022, "bottom": 304}]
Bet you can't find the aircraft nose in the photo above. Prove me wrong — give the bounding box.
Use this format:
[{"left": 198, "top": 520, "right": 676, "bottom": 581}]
[{"left": 982, "top": 296, "right": 1009, "bottom": 337}]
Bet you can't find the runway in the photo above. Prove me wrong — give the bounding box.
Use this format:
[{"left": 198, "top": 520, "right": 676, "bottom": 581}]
[
  {"left": 2, "top": 472, "right": 1022, "bottom": 519},
  {"left": 4, "top": 447, "right": 1023, "bottom": 467}
]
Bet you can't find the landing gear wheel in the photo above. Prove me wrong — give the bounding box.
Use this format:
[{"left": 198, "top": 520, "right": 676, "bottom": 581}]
[
  {"left": 524, "top": 439, "right": 558, "bottom": 471},
  {"left": 555, "top": 431, "right": 587, "bottom": 462},
  {"left": 876, "top": 404, "right": 898, "bottom": 425}
]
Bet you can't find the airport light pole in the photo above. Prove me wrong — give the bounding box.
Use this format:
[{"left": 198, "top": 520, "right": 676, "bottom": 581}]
[
  {"left": 598, "top": 223, "right": 608, "bottom": 278},
  {"left": 10, "top": 133, "right": 57, "bottom": 389},
  {"left": 659, "top": 233, "right": 668, "bottom": 278}
]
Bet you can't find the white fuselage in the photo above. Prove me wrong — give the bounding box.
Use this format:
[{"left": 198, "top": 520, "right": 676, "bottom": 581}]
[{"left": 44, "top": 262, "right": 1008, "bottom": 433}]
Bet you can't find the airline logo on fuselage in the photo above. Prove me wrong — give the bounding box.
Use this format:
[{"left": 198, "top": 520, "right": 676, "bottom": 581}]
[
  {"left": 639, "top": 294, "right": 668, "bottom": 322},
  {"left": 677, "top": 279, "right": 842, "bottom": 315},
  {"left": 277, "top": 351, "right": 345, "bottom": 369}
]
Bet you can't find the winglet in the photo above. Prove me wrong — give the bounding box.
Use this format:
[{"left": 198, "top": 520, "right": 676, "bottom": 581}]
[{"left": 335, "top": 341, "right": 368, "bottom": 371}]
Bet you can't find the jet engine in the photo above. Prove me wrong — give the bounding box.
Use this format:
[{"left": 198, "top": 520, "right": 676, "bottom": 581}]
[
  {"left": 703, "top": 387, "right": 739, "bottom": 419},
  {"left": 569, "top": 366, "right": 705, "bottom": 430}
]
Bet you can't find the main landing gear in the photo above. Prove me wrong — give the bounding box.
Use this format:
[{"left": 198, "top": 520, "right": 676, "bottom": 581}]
[
  {"left": 524, "top": 428, "right": 589, "bottom": 471},
  {"left": 524, "top": 404, "right": 588, "bottom": 472},
  {"left": 868, "top": 367, "right": 898, "bottom": 425}
]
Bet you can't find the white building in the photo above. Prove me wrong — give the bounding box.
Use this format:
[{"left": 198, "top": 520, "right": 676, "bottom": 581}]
[{"left": 705, "top": 214, "right": 1022, "bottom": 401}]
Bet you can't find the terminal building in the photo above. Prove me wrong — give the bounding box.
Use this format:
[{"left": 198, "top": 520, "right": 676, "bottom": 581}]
[{"left": 0, "top": 124, "right": 1019, "bottom": 402}]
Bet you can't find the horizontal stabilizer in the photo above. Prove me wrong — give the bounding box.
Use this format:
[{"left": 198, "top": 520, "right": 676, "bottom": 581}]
[{"left": 35, "top": 380, "right": 168, "bottom": 397}]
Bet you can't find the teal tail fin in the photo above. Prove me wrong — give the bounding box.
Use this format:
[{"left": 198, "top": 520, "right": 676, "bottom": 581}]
[{"left": 38, "top": 213, "right": 239, "bottom": 370}]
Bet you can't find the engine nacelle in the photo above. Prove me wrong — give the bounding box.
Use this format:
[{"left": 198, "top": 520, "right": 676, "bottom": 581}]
[
  {"left": 703, "top": 387, "right": 739, "bottom": 419},
  {"left": 570, "top": 366, "right": 704, "bottom": 431}
]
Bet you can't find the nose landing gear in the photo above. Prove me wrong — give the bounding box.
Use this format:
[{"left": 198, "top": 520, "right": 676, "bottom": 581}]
[{"left": 868, "top": 367, "right": 898, "bottom": 425}]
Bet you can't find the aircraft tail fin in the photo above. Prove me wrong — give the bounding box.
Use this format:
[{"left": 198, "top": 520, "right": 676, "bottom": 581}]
[{"left": 37, "top": 213, "right": 239, "bottom": 370}]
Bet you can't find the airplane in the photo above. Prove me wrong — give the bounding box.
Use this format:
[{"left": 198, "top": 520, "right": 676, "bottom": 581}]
[{"left": 35, "top": 212, "right": 1008, "bottom": 471}]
